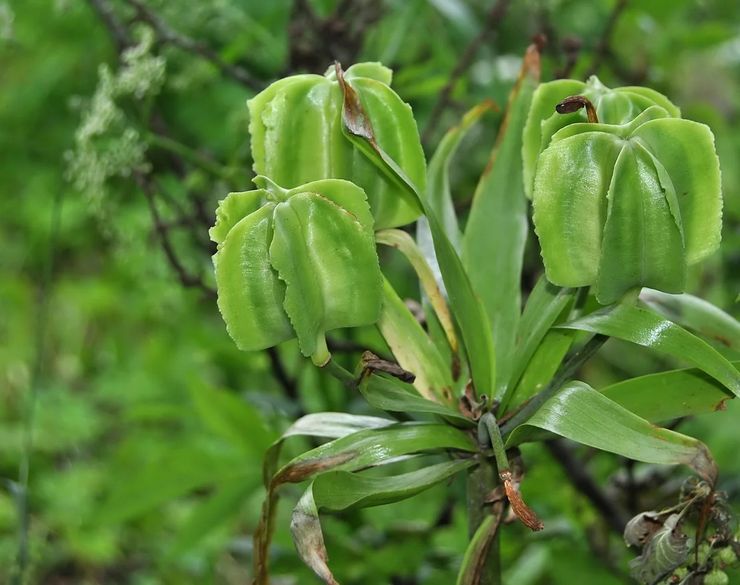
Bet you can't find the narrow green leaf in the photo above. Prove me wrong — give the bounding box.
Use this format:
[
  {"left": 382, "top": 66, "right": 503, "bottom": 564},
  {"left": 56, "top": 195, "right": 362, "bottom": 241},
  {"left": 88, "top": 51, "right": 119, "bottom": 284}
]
[
  {"left": 506, "top": 381, "right": 717, "bottom": 483},
  {"left": 255, "top": 413, "right": 394, "bottom": 584},
  {"left": 98, "top": 446, "right": 257, "bottom": 524},
  {"left": 190, "top": 385, "right": 276, "bottom": 455},
  {"left": 292, "top": 459, "right": 472, "bottom": 584},
  {"left": 169, "top": 480, "right": 253, "bottom": 555},
  {"left": 600, "top": 362, "right": 738, "bottom": 422},
  {"left": 502, "top": 278, "right": 574, "bottom": 411},
  {"left": 421, "top": 101, "right": 493, "bottom": 251},
  {"left": 508, "top": 330, "right": 574, "bottom": 410},
  {"left": 559, "top": 302, "right": 740, "bottom": 397},
  {"left": 377, "top": 228, "right": 459, "bottom": 357},
  {"left": 312, "top": 459, "right": 473, "bottom": 512},
  {"left": 276, "top": 422, "right": 476, "bottom": 484},
  {"left": 377, "top": 276, "right": 454, "bottom": 403},
  {"left": 337, "top": 65, "right": 496, "bottom": 397},
  {"left": 359, "top": 372, "right": 473, "bottom": 426},
  {"left": 640, "top": 289, "right": 740, "bottom": 353},
  {"left": 464, "top": 45, "right": 539, "bottom": 397}
]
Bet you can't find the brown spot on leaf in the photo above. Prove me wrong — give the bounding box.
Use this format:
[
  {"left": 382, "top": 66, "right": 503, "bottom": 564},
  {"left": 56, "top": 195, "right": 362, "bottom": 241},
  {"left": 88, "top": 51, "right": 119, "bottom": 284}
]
[{"left": 272, "top": 452, "right": 357, "bottom": 487}]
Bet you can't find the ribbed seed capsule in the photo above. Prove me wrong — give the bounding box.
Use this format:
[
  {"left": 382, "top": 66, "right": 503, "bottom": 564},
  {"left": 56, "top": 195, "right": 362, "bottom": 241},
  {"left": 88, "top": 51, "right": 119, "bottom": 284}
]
[
  {"left": 248, "top": 63, "right": 426, "bottom": 229},
  {"left": 211, "top": 178, "right": 382, "bottom": 365},
  {"left": 525, "top": 79, "right": 722, "bottom": 304}
]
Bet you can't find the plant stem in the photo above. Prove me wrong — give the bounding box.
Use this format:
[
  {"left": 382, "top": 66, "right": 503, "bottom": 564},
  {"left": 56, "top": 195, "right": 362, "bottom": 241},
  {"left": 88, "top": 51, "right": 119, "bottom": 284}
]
[
  {"left": 147, "top": 132, "right": 235, "bottom": 183},
  {"left": 466, "top": 457, "right": 502, "bottom": 585},
  {"left": 499, "top": 333, "right": 607, "bottom": 437}
]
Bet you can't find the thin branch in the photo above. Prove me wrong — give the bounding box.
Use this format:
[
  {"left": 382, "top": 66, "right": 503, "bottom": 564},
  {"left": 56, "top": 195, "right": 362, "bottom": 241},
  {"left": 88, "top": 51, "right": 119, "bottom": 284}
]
[
  {"left": 122, "top": 0, "right": 263, "bottom": 90},
  {"left": 546, "top": 439, "right": 629, "bottom": 534},
  {"left": 136, "top": 171, "right": 216, "bottom": 298},
  {"left": 265, "top": 347, "right": 300, "bottom": 405},
  {"left": 586, "top": 0, "right": 629, "bottom": 77},
  {"left": 86, "top": 0, "right": 132, "bottom": 51},
  {"left": 422, "top": 0, "right": 511, "bottom": 143}
]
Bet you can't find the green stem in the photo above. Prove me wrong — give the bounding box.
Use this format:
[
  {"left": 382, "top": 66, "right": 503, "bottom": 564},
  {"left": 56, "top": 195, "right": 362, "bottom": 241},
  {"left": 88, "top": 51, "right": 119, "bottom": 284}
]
[
  {"left": 479, "top": 413, "right": 509, "bottom": 475},
  {"left": 499, "top": 333, "right": 607, "bottom": 437},
  {"left": 465, "top": 458, "right": 502, "bottom": 585}
]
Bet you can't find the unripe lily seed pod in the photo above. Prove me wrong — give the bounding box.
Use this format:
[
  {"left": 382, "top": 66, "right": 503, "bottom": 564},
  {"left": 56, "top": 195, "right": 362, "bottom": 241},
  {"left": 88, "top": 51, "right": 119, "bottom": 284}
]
[
  {"left": 523, "top": 77, "right": 722, "bottom": 304},
  {"left": 248, "top": 63, "right": 426, "bottom": 229},
  {"left": 210, "top": 177, "right": 382, "bottom": 366}
]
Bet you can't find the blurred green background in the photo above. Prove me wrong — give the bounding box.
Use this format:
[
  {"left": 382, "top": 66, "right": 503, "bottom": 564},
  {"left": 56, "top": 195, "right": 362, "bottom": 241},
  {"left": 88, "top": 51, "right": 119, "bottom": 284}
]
[{"left": 1, "top": 0, "right": 738, "bottom": 583}]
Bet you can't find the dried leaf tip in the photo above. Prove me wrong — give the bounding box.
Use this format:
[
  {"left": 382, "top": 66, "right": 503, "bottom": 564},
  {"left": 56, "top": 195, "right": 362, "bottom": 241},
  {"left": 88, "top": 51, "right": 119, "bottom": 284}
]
[{"left": 500, "top": 470, "right": 544, "bottom": 531}]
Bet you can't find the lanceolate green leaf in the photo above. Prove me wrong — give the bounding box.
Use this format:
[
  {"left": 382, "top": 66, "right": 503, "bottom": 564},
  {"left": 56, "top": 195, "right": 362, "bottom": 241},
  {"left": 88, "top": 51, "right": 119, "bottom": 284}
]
[
  {"left": 508, "top": 330, "right": 574, "bottom": 410},
  {"left": 559, "top": 302, "right": 740, "bottom": 397},
  {"left": 640, "top": 289, "right": 740, "bottom": 353},
  {"left": 292, "top": 459, "right": 474, "bottom": 585},
  {"left": 506, "top": 381, "right": 717, "bottom": 483},
  {"left": 420, "top": 100, "right": 493, "bottom": 254},
  {"left": 376, "top": 228, "right": 459, "bottom": 357},
  {"left": 253, "top": 412, "right": 393, "bottom": 585},
  {"left": 600, "top": 362, "right": 738, "bottom": 423},
  {"left": 463, "top": 44, "right": 539, "bottom": 397},
  {"left": 359, "top": 372, "right": 473, "bottom": 426},
  {"left": 336, "top": 65, "right": 496, "bottom": 398},
  {"left": 312, "top": 459, "right": 473, "bottom": 512},
  {"left": 377, "top": 276, "right": 454, "bottom": 403},
  {"left": 501, "top": 278, "right": 574, "bottom": 412}
]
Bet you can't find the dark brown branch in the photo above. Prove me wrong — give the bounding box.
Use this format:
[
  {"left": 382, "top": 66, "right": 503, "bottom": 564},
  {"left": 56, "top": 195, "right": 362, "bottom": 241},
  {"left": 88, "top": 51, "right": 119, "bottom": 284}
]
[
  {"left": 586, "top": 0, "right": 629, "bottom": 77},
  {"left": 422, "top": 0, "right": 511, "bottom": 143},
  {"left": 122, "top": 0, "right": 263, "bottom": 90},
  {"left": 546, "top": 439, "right": 629, "bottom": 534},
  {"left": 86, "top": 0, "right": 132, "bottom": 51},
  {"left": 265, "top": 347, "right": 300, "bottom": 405},
  {"left": 135, "top": 171, "right": 216, "bottom": 298}
]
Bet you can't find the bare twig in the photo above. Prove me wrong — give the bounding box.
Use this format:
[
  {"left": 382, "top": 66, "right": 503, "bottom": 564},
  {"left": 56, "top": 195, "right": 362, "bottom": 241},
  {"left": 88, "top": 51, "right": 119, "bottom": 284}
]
[
  {"left": 122, "top": 0, "right": 263, "bottom": 90},
  {"left": 546, "top": 439, "right": 629, "bottom": 534},
  {"left": 265, "top": 347, "right": 300, "bottom": 404},
  {"left": 422, "top": 0, "right": 511, "bottom": 143},
  {"left": 86, "top": 0, "right": 132, "bottom": 51},
  {"left": 135, "top": 172, "right": 216, "bottom": 298},
  {"left": 586, "top": 0, "right": 629, "bottom": 77}
]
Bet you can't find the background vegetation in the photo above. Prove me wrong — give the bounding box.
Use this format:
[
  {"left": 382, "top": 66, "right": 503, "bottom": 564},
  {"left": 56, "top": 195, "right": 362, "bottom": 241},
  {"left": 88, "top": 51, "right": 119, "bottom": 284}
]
[{"left": 1, "top": 0, "right": 738, "bottom": 583}]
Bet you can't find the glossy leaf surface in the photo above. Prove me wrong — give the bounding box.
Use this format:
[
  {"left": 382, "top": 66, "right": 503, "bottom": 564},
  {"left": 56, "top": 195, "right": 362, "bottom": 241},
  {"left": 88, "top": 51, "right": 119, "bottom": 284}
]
[
  {"left": 377, "top": 276, "right": 454, "bottom": 402},
  {"left": 640, "top": 289, "right": 740, "bottom": 352},
  {"left": 336, "top": 65, "right": 496, "bottom": 397},
  {"left": 292, "top": 459, "right": 473, "bottom": 584},
  {"left": 248, "top": 62, "right": 426, "bottom": 228},
  {"left": 506, "top": 381, "right": 717, "bottom": 483},
  {"left": 601, "top": 362, "right": 737, "bottom": 423},
  {"left": 463, "top": 45, "right": 538, "bottom": 396},
  {"left": 560, "top": 302, "right": 740, "bottom": 397}
]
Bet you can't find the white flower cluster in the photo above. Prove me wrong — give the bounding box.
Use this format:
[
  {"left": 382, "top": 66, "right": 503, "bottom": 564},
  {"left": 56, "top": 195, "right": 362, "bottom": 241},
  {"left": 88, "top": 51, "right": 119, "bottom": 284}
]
[{"left": 66, "top": 28, "right": 166, "bottom": 199}]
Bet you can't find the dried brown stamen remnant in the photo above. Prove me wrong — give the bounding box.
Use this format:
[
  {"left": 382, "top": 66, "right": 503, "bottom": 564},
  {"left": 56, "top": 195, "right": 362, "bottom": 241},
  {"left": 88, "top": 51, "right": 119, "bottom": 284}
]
[{"left": 555, "top": 95, "right": 599, "bottom": 123}]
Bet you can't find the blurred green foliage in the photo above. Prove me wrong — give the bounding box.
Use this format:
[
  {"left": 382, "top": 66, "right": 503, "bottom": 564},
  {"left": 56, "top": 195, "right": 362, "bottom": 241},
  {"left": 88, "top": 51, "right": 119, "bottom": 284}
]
[{"left": 1, "top": 0, "right": 738, "bottom": 583}]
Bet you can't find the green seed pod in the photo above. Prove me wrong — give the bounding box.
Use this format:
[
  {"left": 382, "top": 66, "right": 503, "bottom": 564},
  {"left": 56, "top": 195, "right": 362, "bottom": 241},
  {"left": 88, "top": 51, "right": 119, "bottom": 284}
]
[
  {"left": 528, "top": 96, "right": 722, "bottom": 304},
  {"left": 705, "top": 569, "right": 729, "bottom": 585},
  {"left": 248, "top": 62, "right": 426, "bottom": 229},
  {"left": 210, "top": 177, "right": 382, "bottom": 365},
  {"left": 717, "top": 546, "right": 737, "bottom": 566},
  {"left": 523, "top": 75, "right": 682, "bottom": 198}
]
